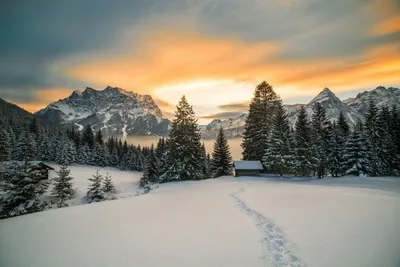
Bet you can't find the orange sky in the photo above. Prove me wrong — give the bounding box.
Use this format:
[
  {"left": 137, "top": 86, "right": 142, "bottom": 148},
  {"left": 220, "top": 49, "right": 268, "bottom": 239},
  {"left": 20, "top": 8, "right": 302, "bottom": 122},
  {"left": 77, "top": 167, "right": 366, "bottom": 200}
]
[{"left": 2, "top": 0, "right": 399, "bottom": 124}]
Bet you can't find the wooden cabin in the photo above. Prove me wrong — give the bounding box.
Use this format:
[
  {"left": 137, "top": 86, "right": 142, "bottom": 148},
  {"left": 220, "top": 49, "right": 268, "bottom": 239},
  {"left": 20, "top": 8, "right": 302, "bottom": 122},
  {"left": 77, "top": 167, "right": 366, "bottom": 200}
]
[
  {"left": 29, "top": 162, "right": 55, "bottom": 180},
  {"left": 233, "top": 161, "right": 263, "bottom": 177}
]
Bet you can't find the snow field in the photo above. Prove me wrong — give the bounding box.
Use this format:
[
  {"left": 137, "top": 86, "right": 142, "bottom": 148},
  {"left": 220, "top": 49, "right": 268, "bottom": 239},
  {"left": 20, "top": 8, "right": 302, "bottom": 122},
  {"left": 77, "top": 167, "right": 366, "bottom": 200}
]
[{"left": 1, "top": 167, "right": 399, "bottom": 267}]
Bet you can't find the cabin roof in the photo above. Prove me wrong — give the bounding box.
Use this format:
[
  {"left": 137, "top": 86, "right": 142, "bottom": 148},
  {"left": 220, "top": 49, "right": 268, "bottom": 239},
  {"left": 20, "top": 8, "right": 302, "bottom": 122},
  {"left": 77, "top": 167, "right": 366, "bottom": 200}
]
[{"left": 233, "top": 161, "right": 263, "bottom": 170}]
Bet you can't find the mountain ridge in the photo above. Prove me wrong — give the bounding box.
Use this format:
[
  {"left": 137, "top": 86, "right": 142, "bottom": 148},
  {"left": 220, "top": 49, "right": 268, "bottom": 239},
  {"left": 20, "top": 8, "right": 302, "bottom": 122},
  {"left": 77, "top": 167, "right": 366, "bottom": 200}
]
[
  {"left": 203, "top": 86, "right": 400, "bottom": 138},
  {"left": 35, "top": 86, "right": 170, "bottom": 136}
]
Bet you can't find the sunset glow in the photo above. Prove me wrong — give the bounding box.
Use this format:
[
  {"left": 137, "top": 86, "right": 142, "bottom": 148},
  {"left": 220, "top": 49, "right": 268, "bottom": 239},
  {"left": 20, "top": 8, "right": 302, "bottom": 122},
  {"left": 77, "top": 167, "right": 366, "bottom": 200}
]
[{"left": 1, "top": 0, "right": 399, "bottom": 123}]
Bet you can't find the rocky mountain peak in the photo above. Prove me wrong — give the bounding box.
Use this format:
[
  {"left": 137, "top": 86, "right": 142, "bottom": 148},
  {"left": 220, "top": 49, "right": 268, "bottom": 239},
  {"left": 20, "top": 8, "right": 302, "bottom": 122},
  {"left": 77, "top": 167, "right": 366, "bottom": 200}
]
[{"left": 36, "top": 86, "right": 171, "bottom": 136}]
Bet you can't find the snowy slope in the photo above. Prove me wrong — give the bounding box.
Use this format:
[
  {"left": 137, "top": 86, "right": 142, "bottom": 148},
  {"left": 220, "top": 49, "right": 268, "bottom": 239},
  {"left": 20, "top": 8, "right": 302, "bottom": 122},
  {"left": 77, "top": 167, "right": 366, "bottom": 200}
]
[
  {"left": 205, "top": 86, "right": 400, "bottom": 137},
  {"left": 1, "top": 174, "right": 399, "bottom": 267},
  {"left": 39, "top": 163, "right": 142, "bottom": 205},
  {"left": 36, "top": 86, "right": 171, "bottom": 136}
]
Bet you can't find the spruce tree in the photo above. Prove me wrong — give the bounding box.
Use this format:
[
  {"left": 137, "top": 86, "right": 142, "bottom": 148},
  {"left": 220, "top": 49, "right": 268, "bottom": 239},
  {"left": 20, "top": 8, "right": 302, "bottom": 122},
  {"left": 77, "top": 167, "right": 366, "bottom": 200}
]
[
  {"left": 1, "top": 161, "right": 49, "bottom": 218},
  {"left": 310, "top": 103, "right": 331, "bottom": 178},
  {"left": 262, "top": 101, "right": 293, "bottom": 176},
  {"left": 103, "top": 172, "right": 117, "bottom": 200},
  {"left": 242, "top": 81, "right": 281, "bottom": 161},
  {"left": 328, "top": 121, "right": 346, "bottom": 177},
  {"left": 86, "top": 170, "right": 105, "bottom": 203},
  {"left": 52, "top": 164, "right": 75, "bottom": 207},
  {"left": 140, "top": 147, "right": 158, "bottom": 190},
  {"left": 344, "top": 120, "right": 370, "bottom": 176},
  {"left": 210, "top": 128, "right": 233, "bottom": 178},
  {"left": 82, "top": 125, "right": 95, "bottom": 149},
  {"left": 0, "top": 128, "right": 12, "bottom": 161},
  {"left": 294, "top": 106, "right": 312, "bottom": 176},
  {"left": 95, "top": 129, "right": 104, "bottom": 146},
  {"left": 161, "top": 96, "right": 204, "bottom": 181}
]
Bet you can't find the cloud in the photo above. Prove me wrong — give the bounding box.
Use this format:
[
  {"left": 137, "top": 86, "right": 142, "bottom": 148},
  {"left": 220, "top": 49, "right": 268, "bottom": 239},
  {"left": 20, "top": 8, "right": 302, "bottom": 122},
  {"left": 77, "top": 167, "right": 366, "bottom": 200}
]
[
  {"left": 200, "top": 112, "right": 244, "bottom": 120},
  {"left": 218, "top": 102, "right": 249, "bottom": 113},
  {"left": 1, "top": 0, "right": 399, "bottom": 119}
]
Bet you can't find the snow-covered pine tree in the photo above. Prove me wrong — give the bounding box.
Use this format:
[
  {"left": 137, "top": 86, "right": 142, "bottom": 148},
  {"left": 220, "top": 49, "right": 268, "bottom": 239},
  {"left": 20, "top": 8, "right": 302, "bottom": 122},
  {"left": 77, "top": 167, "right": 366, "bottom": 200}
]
[
  {"left": 344, "top": 120, "right": 370, "bottom": 176},
  {"left": 328, "top": 121, "right": 345, "bottom": 177},
  {"left": 102, "top": 172, "right": 116, "bottom": 200},
  {"left": 161, "top": 96, "right": 204, "bottom": 181},
  {"left": 14, "top": 132, "right": 35, "bottom": 163},
  {"left": 37, "top": 135, "right": 51, "bottom": 161},
  {"left": 294, "top": 106, "right": 312, "bottom": 176},
  {"left": 52, "top": 164, "right": 75, "bottom": 207},
  {"left": 92, "top": 144, "right": 107, "bottom": 167},
  {"left": 0, "top": 161, "right": 49, "bottom": 218},
  {"left": 77, "top": 144, "right": 91, "bottom": 165},
  {"left": 210, "top": 128, "right": 233, "bottom": 178},
  {"left": 389, "top": 106, "right": 400, "bottom": 172},
  {"left": 0, "top": 128, "right": 12, "bottom": 161},
  {"left": 82, "top": 125, "right": 95, "bottom": 149},
  {"left": 242, "top": 81, "right": 281, "bottom": 161},
  {"left": 56, "top": 139, "right": 76, "bottom": 166},
  {"left": 155, "top": 138, "right": 167, "bottom": 177},
  {"left": 86, "top": 170, "right": 105, "bottom": 203},
  {"left": 140, "top": 146, "right": 158, "bottom": 189},
  {"left": 310, "top": 103, "right": 331, "bottom": 178},
  {"left": 262, "top": 101, "right": 293, "bottom": 176},
  {"left": 364, "top": 99, "right": 381, "bottom": 175},
  {"left": 376, "top": 107, "right": 399, "bottom": 176}
]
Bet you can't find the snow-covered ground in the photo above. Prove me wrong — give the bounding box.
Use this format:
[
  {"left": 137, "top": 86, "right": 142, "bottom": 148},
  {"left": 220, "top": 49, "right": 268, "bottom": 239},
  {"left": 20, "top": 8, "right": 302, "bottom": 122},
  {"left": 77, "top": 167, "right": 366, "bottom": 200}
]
[
  {"left": 1, "top": 166, "right": 400, "bottom": 267},
  {"left": 40, "top": 163, "right": 143, "bottom": 206}
]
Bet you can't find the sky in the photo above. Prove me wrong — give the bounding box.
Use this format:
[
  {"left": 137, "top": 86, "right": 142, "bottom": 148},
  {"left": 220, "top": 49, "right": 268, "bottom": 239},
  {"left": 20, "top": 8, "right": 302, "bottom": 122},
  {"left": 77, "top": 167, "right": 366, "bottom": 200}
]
[{"left": 1, "top": 0, "right": 399, "bottom": 124}]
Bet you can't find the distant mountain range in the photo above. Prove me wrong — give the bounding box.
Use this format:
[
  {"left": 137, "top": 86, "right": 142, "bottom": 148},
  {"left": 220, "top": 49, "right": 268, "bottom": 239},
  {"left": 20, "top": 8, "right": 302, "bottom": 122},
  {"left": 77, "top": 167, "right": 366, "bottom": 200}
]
[
  {"left": 35, "top": 86, "right": 170, "bottom": 136},
  {"left": 2, "top": 85, "right": 399, "bottom": 138},
  {"left": 202, "top": 86, "right": 400, "bottom": 138}
]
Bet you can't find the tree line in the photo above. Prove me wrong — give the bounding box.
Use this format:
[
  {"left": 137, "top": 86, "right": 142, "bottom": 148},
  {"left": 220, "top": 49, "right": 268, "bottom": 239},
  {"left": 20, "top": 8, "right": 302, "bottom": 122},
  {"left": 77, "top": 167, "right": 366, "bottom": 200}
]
[{"left": 242, "top": 81, "right": 400, "bottom": 177}]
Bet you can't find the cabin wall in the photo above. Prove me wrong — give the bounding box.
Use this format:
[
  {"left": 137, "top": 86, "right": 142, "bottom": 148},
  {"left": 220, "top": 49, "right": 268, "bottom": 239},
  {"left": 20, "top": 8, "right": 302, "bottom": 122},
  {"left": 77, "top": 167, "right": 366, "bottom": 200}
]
[{"left": 234, "top": 170, "right": 261, "bottom": 177}]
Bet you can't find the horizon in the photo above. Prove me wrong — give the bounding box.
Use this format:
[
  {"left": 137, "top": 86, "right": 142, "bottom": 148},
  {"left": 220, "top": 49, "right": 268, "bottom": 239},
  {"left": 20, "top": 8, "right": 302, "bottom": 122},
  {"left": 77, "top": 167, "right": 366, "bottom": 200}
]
[
  {"left": 2, "top": 83, "right": 399, "bottom": 124},
  {"left": 1, "top": 0, "right": 400, "bottom": 124}
]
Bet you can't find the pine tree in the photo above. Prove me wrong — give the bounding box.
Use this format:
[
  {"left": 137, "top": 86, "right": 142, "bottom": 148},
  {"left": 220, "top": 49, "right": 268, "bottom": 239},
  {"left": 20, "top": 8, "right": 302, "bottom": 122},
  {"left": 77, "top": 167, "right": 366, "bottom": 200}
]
[
  {"left": 1, "top": 161, "right": 49, "bottom": 218},
  {"left": 102, "top": 172, "right": 116, "bottom": 200},
  {"left": 14, "top": 132, "right": 35, "bottom": 163},
  {"left": 262, "top": 101, "right": 293, "bottom": 176},
  {"left": 210, "top": 128, "right": 233, "bottom": 178},
  {"left": 328, "top": 121, "right": 346, "bottom": 177},
  {"left": 161, "top": 96, "right": 204, "bottom": 181},
  {"left": 310, "top": 103, "right": 331, "bottom": 178},
  {"left": 82, "top": 125, "right": 95, "bottom": 149},
  {"left": 0, "top": 128, "right": 12, "bottom": 161},
  {"left": 95, "top": 129, "right": 104, "bottom": 146},
  {"left": 242, "top": 81, "right": 281, "bottom": 161},
  {"left": 92, "top": 144, "right": 107, "bottom": 167},
  {"left": 140, "top": 147, "right": 158, "bottom": 190},
  {"left": 86, "top": 170, "right": 105, "bottom": 203},
  {"left": 56, "top": 139, "right": 76, "bottom": 165},
  {"left": 294, "top": 106, "right": 312, "bottom": 176},
  {"left": 344, "top": 120, "right": 370, "bottom": 176},
  {"left": 52, "top": 164, "right": 75, "bottom": 207}
]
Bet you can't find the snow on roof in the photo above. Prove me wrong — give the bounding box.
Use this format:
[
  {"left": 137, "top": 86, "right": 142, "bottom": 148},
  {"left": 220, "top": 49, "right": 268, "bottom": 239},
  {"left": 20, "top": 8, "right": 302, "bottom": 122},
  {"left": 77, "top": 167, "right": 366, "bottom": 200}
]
[{"left": 233, "top": 161, "right": 263, "bottom": 170}]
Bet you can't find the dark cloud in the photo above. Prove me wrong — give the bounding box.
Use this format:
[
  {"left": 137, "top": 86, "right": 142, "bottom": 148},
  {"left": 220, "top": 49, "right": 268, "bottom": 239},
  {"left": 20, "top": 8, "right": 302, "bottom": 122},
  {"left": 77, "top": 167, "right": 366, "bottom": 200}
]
[
  {"left": 200, "top": 112, "right": 244, "bottom": 120},
  {"left": 1, "top": 0, "right": 399, "bottom": 108}
]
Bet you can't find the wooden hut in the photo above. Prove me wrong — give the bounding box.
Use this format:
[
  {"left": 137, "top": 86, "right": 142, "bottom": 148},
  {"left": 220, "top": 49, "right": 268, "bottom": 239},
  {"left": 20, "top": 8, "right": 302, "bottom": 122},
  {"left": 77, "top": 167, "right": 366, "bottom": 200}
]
[{"left": 233, "top": 161, "right": 263, "bottom": 177}]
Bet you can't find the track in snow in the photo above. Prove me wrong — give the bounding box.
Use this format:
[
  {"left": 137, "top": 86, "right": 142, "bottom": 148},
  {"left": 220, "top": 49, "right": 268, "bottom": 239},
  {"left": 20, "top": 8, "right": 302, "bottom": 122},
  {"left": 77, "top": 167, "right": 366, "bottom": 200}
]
[{"left": 230, "top": 188, "right": 306, "bottom": 267}]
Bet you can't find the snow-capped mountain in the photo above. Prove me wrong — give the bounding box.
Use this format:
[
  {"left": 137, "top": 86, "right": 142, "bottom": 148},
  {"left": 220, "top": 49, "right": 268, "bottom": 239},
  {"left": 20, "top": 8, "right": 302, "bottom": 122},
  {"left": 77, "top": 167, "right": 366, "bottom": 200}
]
[
  {"left": 343, "top": 86, "right": 400, "bottom": 115},
  {"left": 202, "top": 114, "right": 248, "bottom": 138},
  {"left": 286, "top": 87, "right": 362, "bottom": 126},
  {"left": 36, "top": 86, "right": 171, "bottom": 136},
  {"left": 204, "top": 86, "right": 400, "bottom": 138}
]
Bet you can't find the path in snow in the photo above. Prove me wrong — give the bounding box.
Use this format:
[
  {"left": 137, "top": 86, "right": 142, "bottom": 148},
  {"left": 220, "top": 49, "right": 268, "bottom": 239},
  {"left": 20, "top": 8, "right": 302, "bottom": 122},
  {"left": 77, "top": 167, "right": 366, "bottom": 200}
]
[{"left": 230, "top": 188, "right": 306, "bottom": 267}]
